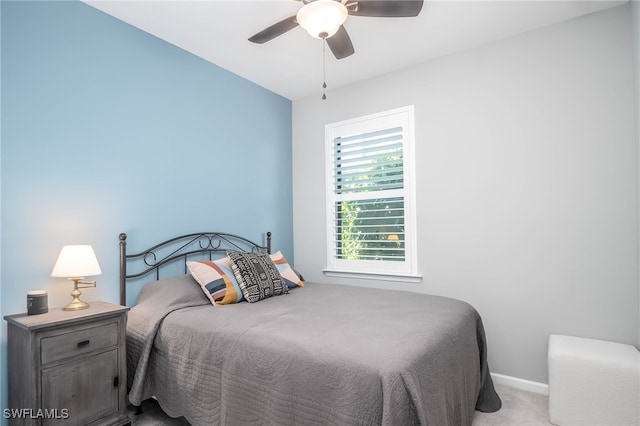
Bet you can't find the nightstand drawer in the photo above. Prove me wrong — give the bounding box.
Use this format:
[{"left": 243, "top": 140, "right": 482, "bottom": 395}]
[{"left": 41, "top": 321, "right": 118, "bottom": 365}]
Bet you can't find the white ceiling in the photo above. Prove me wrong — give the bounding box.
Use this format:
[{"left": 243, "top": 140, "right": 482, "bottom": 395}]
[{"left": 83, "top": 0, "right": 625, "bottom": 100}]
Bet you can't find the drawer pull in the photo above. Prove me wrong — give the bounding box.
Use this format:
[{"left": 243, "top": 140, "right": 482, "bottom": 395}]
[{"left": 77, "top": 340, "right": 90, "bottom": 348}]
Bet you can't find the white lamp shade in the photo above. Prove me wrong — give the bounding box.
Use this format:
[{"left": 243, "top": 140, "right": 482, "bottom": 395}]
[
  {"left": 51, "top": 245, "right": 102, "bottom": 278},
  {"left": 296, "top": 0, "right": 348, "bottom": 39}
]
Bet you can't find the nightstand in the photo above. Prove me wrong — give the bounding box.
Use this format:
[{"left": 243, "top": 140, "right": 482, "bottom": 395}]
[{"left": 4, "top": 301, "right": 130, "bottom": 426}]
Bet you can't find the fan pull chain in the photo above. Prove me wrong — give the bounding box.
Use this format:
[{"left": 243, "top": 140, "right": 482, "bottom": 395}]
[{"left": 322, "top": 38, "right": 327, "bottom": 100}]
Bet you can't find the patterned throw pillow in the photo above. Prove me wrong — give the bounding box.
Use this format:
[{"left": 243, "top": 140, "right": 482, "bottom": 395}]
[
  {"left": 186, "top": 258, "right": 244, "bottom": 306},
  {"left": 227, "top": 251, "right": 289, "bottom": 303},
  {"left": 270, "top": 251, "right": 304, "bottom": 289}
]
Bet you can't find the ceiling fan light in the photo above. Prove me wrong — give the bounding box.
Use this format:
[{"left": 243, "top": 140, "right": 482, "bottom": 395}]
[{"left": 296, "top": 0, "right": 348, "bottom": 39}]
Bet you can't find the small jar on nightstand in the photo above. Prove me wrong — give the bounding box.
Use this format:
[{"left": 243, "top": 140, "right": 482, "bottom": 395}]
[{"left": 4, "top": 301, "right": 130, "bottom": 426}]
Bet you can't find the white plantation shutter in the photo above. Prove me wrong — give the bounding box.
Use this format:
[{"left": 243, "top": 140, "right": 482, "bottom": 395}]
[
  {"left": 325, "top": 106, "right": 418, "bottom": 278},
  {"left": 333, "top": 127, "right": 404, "bottom": 195},
  {"left": 332, "top": 126, "right": 406, "bottom": 262}
]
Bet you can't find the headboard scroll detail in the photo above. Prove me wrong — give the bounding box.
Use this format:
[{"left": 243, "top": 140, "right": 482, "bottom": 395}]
[{"left": 119, "top": 231, "right": 271, "bottom": 306}]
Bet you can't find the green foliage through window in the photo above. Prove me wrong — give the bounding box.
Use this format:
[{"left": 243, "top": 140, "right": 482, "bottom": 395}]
[{"left": 335, "top": 198, "right": 405, "bottom": 261}]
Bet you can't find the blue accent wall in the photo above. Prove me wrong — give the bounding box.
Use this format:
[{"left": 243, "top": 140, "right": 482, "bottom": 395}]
[{"left": 1, "top": 0, "right": 292, "bottom": 413}]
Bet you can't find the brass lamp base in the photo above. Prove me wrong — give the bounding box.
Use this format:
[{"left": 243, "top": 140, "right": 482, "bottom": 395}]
[
  {"left": 62, "top": 278, "right": 96, "bottom": 311},
  {"left": 63, "top": 297, "right": 90, "bottom": 311}
]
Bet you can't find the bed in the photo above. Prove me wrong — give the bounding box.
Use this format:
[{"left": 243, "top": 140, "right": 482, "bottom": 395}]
[{"left": 121, "top": 231, "right": 501, "bottom": 425}]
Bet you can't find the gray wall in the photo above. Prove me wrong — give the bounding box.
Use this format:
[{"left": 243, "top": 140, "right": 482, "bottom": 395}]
[
  {"left": 292, "top": 4, "right": 638, "bottom": 384},
  {"left": 633, "top": 0, "right": 640, "bottom": 349}
]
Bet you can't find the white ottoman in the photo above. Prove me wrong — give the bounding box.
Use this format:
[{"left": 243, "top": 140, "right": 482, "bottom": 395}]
[{"left": 548, "top": 334, "right": 640, "bottom": 426}]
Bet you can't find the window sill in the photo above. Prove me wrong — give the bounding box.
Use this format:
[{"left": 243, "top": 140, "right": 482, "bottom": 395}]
[{"left": 322, "top": 269, "right": 423, "bottom": 283}]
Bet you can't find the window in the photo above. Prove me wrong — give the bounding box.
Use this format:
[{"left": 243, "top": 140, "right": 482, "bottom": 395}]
[{"left": 324, "top": 106, "right": 419, "bottom": 281}]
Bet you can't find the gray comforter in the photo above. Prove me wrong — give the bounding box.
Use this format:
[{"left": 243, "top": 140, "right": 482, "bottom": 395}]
[{"left": 127, "top": 275, "right": 501, "bottom": 425}]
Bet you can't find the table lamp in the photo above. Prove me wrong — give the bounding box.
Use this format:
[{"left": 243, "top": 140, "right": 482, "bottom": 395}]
[{"left": 51, "top": 245, "right": 102, "bottom": 311}]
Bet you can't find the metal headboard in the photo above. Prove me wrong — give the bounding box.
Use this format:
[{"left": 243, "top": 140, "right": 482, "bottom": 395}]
[{"left": 119, "top": 231, "right": 271, "bottom": 306}]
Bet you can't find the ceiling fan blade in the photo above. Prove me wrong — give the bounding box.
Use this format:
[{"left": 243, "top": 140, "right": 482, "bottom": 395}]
[
  {"left": 327, "top": 25, "right": 355, "bottom": 60},
  {"left": 248, "top": 15, "right": 299, "bottom": 44},
  {"left": 347, "top": 0, "right": 424, "bottom": 17}
]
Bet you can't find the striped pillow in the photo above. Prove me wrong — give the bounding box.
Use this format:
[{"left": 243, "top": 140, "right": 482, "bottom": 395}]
[
  {"left": 186, "top": 258, "right": 244, "bottom": 306},
  {"left": 270, "top": 251, "right": 304, "bottom": 289}
]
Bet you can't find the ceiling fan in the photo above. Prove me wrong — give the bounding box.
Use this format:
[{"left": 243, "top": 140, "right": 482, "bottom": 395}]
[{"left": 248, "top": 0, "right": 424, "bottom": 60}]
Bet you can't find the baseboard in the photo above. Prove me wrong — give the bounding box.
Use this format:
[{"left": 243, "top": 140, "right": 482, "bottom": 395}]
[{"left": 491, "top": 372, "right": 549, "bottom": 395}]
